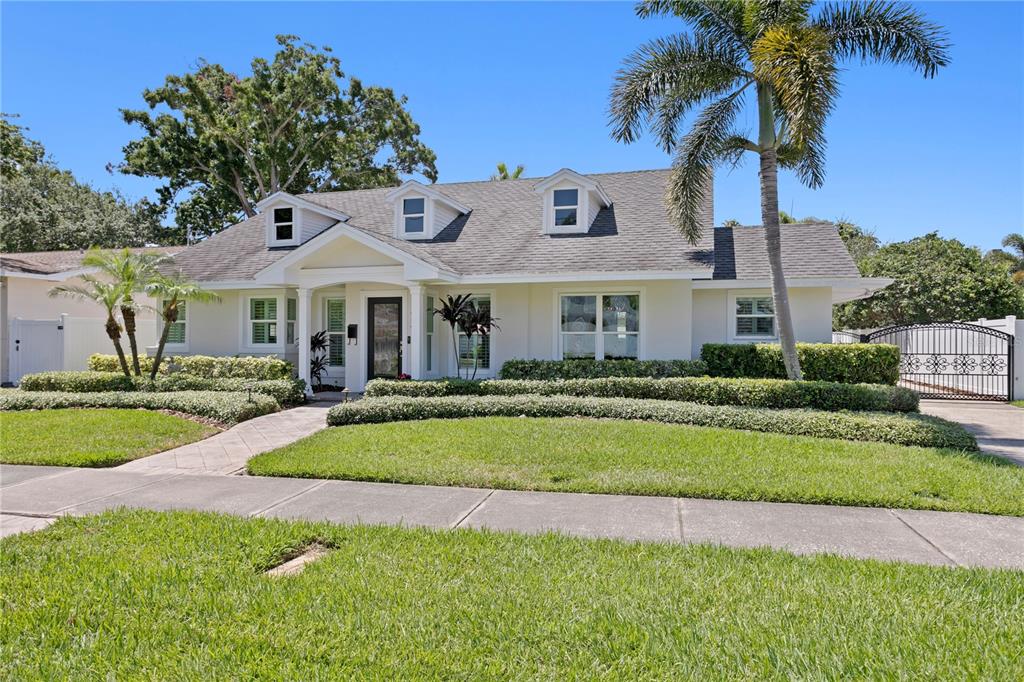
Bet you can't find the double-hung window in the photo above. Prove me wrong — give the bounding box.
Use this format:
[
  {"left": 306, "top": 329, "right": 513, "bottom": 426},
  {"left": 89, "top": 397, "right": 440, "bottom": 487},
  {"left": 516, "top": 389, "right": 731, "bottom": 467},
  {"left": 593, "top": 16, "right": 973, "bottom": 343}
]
[
  {"left": 426, "top": 295, "right": 434, "bottom": 372},
  {"left": 286, "top": 298, "right": 297, "bottom": 345},
  {"left": 249, "top": 298, "right": 278, "bottom": 345},
  {"left": 457, "top": 295, "right": 491, "bottom": 371},
  {"left": 553, "top": 189, "right": 578, "bottom": 227},
  {"left": 325, "top": 298, "right": 346, "bottom": 367},
  {"left": 560, "top": 294, "right": 639, "bottom": 360},
  {"left": 734, "top": 295, "right": 775, "bottom": 338},
  {"left": 273, "top": 208, "right": 294, "bottom": 241},
  {"left": 163, "top": 300, "right": 186, "bottom": 345},
  {"left": 403, "top": 198, "right": 425, "bottom": 234}
]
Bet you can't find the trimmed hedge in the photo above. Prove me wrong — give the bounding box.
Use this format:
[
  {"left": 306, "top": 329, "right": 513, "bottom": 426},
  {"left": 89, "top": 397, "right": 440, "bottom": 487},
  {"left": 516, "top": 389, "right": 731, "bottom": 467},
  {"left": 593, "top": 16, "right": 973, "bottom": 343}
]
[
  {"left": 701, "top": 343, "right": 900, "bottom": 385},
  {"left": 327, "top": 396, "right": 975, "bottom": 451},
  {"left": 364, "top": 377, "right": 919, "bottom": 413},
  {"left": 0, "top": 390, "right": 279, "bottom": 424},
  {"left": 19, "top": 371, "right": 306, "bottom": 407},
  {"left": 87, "top": 354, "right": 294, "bottom": 380},
  {"left": 499, "top": 358, "right": 707, "bottom": 380}
]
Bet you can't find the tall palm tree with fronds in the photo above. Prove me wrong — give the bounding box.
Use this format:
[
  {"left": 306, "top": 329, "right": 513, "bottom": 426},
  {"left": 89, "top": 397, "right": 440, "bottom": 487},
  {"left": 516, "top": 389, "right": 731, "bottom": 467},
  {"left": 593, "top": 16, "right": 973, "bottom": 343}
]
[
  {"left": 491, "top": 162, "right": 525, "bottom": 180},
  {"left": 50, "top": 275, "right": 133, "bottom": 376},
  {"left": 988, "top": 233, "right": 1024, "bottom": 284},
  {"left": 145, "top": 273, "right": 221, "bottom": 379},
  {"left": 82, "top": 248, "right": 170, "bottom": 375},
  {"left": 609, "top": 0, "right": 949, "bottom": 378}
]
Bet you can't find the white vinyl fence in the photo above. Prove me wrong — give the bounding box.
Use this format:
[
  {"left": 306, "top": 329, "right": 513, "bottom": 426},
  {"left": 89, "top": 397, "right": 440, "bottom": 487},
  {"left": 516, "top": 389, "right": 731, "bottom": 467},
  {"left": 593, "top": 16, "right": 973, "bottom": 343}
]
[{"left": 975, "top": 316, "right": 1023, "bottom": 399}]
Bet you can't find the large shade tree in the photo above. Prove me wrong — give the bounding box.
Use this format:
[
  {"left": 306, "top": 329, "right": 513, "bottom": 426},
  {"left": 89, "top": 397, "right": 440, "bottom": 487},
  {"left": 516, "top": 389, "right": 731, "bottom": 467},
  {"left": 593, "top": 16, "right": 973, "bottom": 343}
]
[
  {"left": 117, "top": 35, "right": 438, "bottom": 241},
  {"left": 609, "top": 0, "right": 949, "bottom": 378}
]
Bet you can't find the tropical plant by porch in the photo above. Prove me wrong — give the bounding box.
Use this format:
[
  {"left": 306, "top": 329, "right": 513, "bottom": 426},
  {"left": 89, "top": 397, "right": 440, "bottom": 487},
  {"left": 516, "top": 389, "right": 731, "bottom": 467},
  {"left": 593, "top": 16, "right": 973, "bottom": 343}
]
[{"left": 608, "top": 0, "right": 950, "bottom": 379}]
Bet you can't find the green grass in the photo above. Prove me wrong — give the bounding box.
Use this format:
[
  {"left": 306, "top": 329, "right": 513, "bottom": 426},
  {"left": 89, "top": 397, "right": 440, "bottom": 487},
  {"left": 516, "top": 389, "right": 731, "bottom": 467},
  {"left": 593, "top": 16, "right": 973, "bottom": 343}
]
[
  {"left": 0, "top": 408, "right": 218, "bottom": 467},
  {"left": 1011, "top": 400, "right": 1024, "bottom": 408},
  {"left": 249, "top": 417, "right": 1024, "bottom": 516},
  {"left": 1, "top": 510, "right": 1020, "bottom": 679}
]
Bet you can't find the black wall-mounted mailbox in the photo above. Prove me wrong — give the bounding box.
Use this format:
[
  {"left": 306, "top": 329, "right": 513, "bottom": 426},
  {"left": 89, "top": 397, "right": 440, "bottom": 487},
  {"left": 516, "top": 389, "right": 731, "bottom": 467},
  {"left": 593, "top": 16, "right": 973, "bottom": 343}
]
[{"left": 347, "top": 324, "right": 358, "bottom": 340}]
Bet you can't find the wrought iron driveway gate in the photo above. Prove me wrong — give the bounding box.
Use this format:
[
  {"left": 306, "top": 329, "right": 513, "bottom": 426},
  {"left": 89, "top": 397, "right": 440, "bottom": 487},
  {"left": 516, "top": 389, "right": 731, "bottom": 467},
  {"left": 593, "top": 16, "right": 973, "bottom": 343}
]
[{"left": 864, "top": 323, "right": 1014, "bottom": 401}]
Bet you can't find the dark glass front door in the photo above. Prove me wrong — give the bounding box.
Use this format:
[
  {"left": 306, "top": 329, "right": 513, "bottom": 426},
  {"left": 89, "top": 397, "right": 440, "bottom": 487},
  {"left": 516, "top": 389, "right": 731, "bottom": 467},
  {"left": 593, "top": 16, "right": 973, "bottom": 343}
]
[{"left": 368, "top": 297, "right": 402, "bottom": 379}]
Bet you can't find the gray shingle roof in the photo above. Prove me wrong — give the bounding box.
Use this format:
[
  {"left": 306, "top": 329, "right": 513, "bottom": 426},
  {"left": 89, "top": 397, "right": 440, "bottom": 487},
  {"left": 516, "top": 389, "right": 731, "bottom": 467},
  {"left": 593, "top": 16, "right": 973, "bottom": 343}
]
[
  {"left": 165, "top": 169, "right": 857, "bottom": 282},
  {"left": 0, "top": 247, "right": 182, "bottom": 276},
  {"left": 712, "top": 223, "right": 860, "bottom": 279}
]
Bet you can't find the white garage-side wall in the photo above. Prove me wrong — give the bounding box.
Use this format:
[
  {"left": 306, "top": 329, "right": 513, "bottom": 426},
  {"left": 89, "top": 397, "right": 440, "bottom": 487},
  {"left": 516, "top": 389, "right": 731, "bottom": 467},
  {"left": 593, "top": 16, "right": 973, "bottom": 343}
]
[{"left": 690, "top": 286, "right": 833, "bottom": 358}]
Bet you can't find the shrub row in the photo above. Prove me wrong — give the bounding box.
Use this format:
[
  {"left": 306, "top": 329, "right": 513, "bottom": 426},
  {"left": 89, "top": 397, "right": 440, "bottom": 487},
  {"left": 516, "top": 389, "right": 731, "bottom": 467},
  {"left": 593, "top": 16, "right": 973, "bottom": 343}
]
[
  {"left": 327, "top": 395, "right": 975, "bottom": 451},
  {"left": 364, "top": 376, "right": 919, "bottom": 413},
  {"left": 701, "top": 343, "right": 900, "bottom": 385},
  {"left": 87, "top": 354, "right": 294, "bottom": 380},
  {"left": 0, "top": 390, "right": 279, "bottom": 424},
  {"left": 499, "top": 358, "right": 707, "bottom": 380},
  {"left": 19, "top": 371, "right": 306, "bottom": 406}
]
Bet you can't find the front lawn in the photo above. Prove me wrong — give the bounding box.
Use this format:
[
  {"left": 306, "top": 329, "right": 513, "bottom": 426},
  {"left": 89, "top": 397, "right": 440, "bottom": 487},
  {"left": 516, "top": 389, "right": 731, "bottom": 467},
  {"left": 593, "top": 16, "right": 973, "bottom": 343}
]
[
  {"left": 1011, "top": 400, "right": 1024, "bottom": 408},
  {"left": 1, "top": 510, "right": 1019, "bottom": 679},
  {"left": 249, "top": 417, "right": 1024, "bottom": 516},
  {"left": 0, "top": 408, "right": 218, "bottom": 467}
]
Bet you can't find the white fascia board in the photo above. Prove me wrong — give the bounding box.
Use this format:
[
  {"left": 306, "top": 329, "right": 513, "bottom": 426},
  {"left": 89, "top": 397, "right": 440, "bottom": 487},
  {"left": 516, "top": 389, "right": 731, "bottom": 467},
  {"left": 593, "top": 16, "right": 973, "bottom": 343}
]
[
  {"left": 0, "top": 267, "right": 96, "bottom": 281},
  {"left": 385, "top": 180, "right": 471, "bottom": 215},
  {"left": 458, "top": 269, "right": 711, "bottom": 284},
  {"left": 532, "top": 168, "right": 612, "bottom": 207},
  {"left": 255, "top": 191, "right": 351, "bottom": 222},
  {"left": 692, "top": 277, "right": 894, "bottom": 290},
  {"left": 255, "top": 221, "right": 450, "bottom": 282}
]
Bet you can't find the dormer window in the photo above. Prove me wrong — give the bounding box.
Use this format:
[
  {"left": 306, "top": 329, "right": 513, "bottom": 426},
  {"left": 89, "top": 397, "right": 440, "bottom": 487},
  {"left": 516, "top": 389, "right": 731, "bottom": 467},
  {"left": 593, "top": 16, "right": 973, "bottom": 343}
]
[
  {"left": 403, "top": 198, "right": 425, "bottom": 234},
  {"left": 553, "top": 189, "right": 578, "bottom": 227},
  {"left": 273, "top": 208, "right": 294, "bottom": 241}
]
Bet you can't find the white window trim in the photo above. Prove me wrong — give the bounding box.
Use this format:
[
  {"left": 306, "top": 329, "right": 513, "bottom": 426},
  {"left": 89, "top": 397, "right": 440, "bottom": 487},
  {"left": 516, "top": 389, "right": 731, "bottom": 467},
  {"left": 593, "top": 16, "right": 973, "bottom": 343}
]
[
  {"left": 552, "top": 287, "right": 646, "bottom": 360},
  {"left": 543, "top": 184, "right": 590, "bottom": 235},
  {"left": 425, "top": 294, "right": 435, "bottom": 375},
  {"left": 440, "top": 289, "right": 497, "bottom": 377},
  {"left": 401, "top": 197, "right": 427, "bottom": 237},
  {"left": 239, "top": 292, "right": 286, "bottom": 353},
  {"left": 323, "top": 296, "right": 347, "bottom": 371},
  {"left": 286, "top": 297, "right": 297, "bottom": 347},
  {"left": 266, "top": 204, "right": 303, "bottom": 247},
  {"left": 728, "top": 290, "right": 778, "bottom": 342},
  {"left": 161, "top": 298, "right": 190, "bottom": 353}
]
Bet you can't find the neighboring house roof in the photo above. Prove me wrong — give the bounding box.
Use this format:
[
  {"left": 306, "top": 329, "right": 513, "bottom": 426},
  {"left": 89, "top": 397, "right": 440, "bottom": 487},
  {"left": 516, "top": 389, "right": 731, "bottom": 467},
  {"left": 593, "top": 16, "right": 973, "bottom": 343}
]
[
  {"left": 0, "top": 246, "right": 182, "bottom": 277},
  {"left": 712, "top": 223, "right": 861, "bottom": 280}
]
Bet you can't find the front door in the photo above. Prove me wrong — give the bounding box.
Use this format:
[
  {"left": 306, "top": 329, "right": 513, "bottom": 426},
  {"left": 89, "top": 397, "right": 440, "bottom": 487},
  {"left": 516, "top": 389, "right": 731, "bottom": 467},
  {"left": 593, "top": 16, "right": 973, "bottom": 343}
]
[{"left": 367, "top": 297, "right": 403, "bottom": 379}]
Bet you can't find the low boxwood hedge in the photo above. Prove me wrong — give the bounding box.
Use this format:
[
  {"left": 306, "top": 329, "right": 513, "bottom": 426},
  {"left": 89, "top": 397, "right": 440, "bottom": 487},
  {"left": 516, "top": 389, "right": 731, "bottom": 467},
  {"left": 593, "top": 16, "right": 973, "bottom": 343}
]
[
  {"left": 364, "top": 377, "right": 919, "bottom": 412},
  {"left": 87, "top": 354, "right": 293, "bottom": 380},
  {"left": 19, "top": 371, "right": 306, "bottom": 407},
  {"left": 327, "top": 395, "right": 975, "bottom": 451},
  {"left": 0, "top": 390, "right": 279, "bottom": 424},
  {"left": 701, "top": 343, "right": 900, "bottom": 385},
  {"left": 498, "top": 358, "right": 707, "bottom": 380}
]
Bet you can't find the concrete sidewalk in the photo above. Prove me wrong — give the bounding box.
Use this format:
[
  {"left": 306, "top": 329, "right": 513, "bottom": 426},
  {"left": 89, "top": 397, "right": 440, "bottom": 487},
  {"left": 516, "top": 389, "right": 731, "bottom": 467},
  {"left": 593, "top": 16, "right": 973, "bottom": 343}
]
[
  {"left": 115, "top": 403, "right": 332, "bottom": 475},
  {"left": 920, "top": 400, "right": 1024, "bottom": 466},
  {"left": 1, "top": 464, "right": 1020, "bottom": 570}
]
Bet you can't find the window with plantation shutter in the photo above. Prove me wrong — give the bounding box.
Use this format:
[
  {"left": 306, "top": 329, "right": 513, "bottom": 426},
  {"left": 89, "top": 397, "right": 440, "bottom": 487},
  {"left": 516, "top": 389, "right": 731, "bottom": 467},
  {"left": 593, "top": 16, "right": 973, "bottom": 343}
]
[
  {"left": 164, "top": 300, "right": 186, "bottom": 345},
  {"left": 457, "top": 295, "right": 491, "bottom": 370},
  {"left": 286, "top": 298, "right": 297, "bottom": 345},
  {"left": 426, "top": 295, "right": 434, "bottom": 372},
  {"left": 250, "top": 298, "right": 277, "bottom": 345},
  {"left": 325, "top": 298, "right": 346, "bottom": 367}
]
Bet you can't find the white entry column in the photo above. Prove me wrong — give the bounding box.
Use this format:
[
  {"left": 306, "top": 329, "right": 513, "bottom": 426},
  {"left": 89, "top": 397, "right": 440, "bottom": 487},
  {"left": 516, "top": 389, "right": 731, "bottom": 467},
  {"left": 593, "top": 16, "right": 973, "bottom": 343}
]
[
  {"left": 297, "top": 287, "right": 312, "bottom": 395},
  {"left": 408, "top": 284, "right": 424, "bottom": 379}
]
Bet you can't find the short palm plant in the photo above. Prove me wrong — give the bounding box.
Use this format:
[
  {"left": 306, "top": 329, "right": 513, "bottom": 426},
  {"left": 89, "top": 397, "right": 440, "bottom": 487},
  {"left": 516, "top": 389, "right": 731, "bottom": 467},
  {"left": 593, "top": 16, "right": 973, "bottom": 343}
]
[
  {"left": 434, "top": 294, "right": 474, "bottom": 379},
  {"left": 50, "top": 275, "right": 133, "bottom": 376},
  {"left": 457, "top": 301, "right": 501, "bottom": 380},
  {"left": 609, "top": 0, "right": 949, "bottom": 378},
  {"left": 82, "top": 247, "right": 170, "bottom": 375},
  {"left": 144, "top": 273, "right": 220, "bottom": 379}
]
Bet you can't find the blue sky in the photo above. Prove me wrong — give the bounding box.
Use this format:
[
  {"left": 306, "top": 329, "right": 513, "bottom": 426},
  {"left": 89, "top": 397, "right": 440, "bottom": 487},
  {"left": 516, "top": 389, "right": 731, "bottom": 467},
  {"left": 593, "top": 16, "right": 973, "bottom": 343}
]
[{"left": 2, "top": 1, "right": 1021, "bottom": 250}]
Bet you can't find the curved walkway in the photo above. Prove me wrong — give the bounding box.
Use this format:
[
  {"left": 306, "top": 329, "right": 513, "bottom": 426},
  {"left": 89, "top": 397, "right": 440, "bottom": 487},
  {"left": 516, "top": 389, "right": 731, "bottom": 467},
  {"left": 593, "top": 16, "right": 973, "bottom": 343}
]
[
  {"left": 115, "top": 403, "right": 332, "bottom": 475},
  {"left": 1, "top": 463, "right": 1021, "bottom": 570}
]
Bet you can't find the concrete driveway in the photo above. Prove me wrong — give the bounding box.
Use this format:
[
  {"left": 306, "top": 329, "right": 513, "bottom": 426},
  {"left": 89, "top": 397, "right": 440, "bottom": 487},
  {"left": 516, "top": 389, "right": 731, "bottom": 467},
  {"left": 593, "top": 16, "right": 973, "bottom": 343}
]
[{"left": 920, "top": 400, "right": 1024, "bottom": 466}]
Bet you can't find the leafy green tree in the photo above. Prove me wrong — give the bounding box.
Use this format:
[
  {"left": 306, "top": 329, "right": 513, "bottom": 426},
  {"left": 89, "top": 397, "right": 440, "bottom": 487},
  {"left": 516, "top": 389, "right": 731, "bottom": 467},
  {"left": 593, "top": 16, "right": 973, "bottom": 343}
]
[
  {"left": 834, "top": 233, "right": 1024, "bottom": 328},
  {"left": 609, "top": 0, "right": 949, "bottom": 379},
  {"left": 836, "top": 220, "right": 880, "bottom": 267},
  {"left": 49, "top": 276, "right": 133, "bottom": 376},
  {"left": 491, "top": 163, "right": 525, "bottom": 180},
  {"left": 117, "top": 35, "right": 438, "bottom": 240},
  {"left": 986, "top": 233, "right": 1024, "bottom": 285},
  {"left": 144, "top": 274, "right": 221, "bottom": 379},
  {"left": 0, "top": 117, "right": 170, "bottom": 252}
]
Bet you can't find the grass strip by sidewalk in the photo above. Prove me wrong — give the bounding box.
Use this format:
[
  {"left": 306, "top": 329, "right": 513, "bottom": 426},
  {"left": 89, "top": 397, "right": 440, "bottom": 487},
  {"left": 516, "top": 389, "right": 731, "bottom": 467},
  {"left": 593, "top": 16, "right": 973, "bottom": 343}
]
[
  {"left": 0, "top": 408, "right": 218, "bottom": 467},
  {"left": 249, "top": 417, "right": 1024, "bottom": 516},
  {"left": 1, "top": 509, "right": 1020, "bottom": 679}
]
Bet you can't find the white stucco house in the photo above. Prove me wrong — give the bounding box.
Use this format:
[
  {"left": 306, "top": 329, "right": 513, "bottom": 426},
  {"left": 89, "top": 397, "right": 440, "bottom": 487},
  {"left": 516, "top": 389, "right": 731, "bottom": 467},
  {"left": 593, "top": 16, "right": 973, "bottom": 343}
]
[{"left": 1, "top": 168, "right": 891, "bottom": 389}]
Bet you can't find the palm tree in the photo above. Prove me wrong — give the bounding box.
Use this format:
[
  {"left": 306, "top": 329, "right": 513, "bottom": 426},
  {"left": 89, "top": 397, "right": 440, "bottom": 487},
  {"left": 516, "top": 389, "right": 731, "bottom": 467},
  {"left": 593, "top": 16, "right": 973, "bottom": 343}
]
[
  {"left": 49, "top": 275, "right": 132, "bottom": 376},
  {"left": 988, "top": 233, "right": 1024, "bottom": 284},
  {"left": 144, "top": 274, "right": 220, "bottom": 379},
  {"left": 433, "top": 294, "right": 474, "bottom": 379},
  {"left": 457, "top": 301, "right": 501, "bottom": 380},
  {"left": 609, "top": 0, "right": 949, "bottom": 378},
  {"left": 82, "top": 248, "right": 170, "bottom": 375},
  {"left": 491, "top": 162, "right": 525, "bottom": 180}
]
